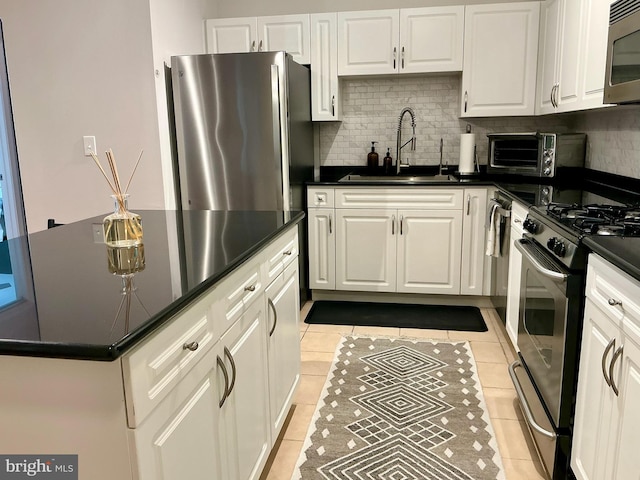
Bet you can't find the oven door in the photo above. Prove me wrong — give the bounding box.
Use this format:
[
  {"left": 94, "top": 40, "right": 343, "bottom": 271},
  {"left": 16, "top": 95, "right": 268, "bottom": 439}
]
[{"left": 514, "top": 238, "right": 569, "bottom": 429}]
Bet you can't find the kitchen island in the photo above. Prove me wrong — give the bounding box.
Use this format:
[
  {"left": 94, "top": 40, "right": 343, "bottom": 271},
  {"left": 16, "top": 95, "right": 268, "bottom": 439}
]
[{"left": 0, "top": 209, "right": 304, "bottom": 480}]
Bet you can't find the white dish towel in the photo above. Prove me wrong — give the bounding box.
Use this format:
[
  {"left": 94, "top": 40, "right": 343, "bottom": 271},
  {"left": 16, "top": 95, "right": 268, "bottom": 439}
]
[{"left": 485, "top": 200, "right": 502, "bottom": 257}]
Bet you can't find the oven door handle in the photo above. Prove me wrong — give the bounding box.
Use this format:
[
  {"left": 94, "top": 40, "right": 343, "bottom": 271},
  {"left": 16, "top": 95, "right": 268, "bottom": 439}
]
[
  {"left": 509, "top": 361, "right": 557, "bottom": 439},
  {"left": 514, "top": 239, "right": 568, "bottom": 282}
]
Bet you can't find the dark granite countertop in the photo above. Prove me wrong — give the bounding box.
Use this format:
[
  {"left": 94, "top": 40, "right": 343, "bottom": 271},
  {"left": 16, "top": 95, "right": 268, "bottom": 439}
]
[
  {"left": 0, "top": 210, "right": 304, "bottom": 361},
  {"left": 583, "top": 236, "right": 640, "bottom": 283}
]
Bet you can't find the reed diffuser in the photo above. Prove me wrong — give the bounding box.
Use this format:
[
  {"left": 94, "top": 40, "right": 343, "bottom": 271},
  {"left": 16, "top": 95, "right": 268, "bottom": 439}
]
[{"left": 91, "top": 149, "right": 144, "bottom": 247}]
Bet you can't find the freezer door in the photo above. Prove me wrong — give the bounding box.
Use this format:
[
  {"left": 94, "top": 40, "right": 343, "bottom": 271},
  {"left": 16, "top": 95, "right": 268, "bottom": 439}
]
[{"left": 172, "top": 52, "right": 287, "bottom": 210}]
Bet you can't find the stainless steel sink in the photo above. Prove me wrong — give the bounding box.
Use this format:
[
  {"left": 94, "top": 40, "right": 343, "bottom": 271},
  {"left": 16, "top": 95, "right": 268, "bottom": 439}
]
[{"left": 338, "top": 173, "right": 457, "bottom": 183}]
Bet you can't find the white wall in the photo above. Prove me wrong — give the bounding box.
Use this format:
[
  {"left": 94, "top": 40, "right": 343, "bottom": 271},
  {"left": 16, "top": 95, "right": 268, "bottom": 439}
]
[
  {"left": 0, "top": 0, "right": 164, "bottom": 233},
  {"left": 215, "top": 0, "right": 527, "bottom": 17}
]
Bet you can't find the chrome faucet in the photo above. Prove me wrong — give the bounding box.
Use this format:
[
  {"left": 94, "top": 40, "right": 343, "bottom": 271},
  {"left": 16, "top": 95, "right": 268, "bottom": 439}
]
[{"left": 396, "top": 107, "right": 416, "bottom": 174}]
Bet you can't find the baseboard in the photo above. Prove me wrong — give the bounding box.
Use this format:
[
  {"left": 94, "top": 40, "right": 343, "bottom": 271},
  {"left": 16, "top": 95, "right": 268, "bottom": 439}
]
[{"left": 309, "top": 290, "right": 493, "bottom": 308}]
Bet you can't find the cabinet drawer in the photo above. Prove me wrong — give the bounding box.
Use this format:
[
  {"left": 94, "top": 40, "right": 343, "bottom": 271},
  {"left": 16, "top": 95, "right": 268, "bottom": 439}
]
[
  {"left": 263, "top": 227, "right": 299, "bottom": 284},
  {"left": 587, "top": 254, "right": 640, "bottom": 340},
  {"left": 217, "top": 259, "right": 263, "bottom": 334},
  {"left": 511, "top": 200, "right": 527, "bottom": 234},
  {"left": 307, "top": 187, "right": 335, "bottom": 208},
  {"left": 336, "top": 188, "right": 463, "bottom": 209},
  {"left": 122, "top": 288, "right": 218, "bottom": 428}
]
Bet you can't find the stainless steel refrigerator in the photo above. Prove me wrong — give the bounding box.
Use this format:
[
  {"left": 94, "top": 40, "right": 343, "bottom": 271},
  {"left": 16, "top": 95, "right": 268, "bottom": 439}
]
[
  {"left": 170, "top": 51, "right": 314, "bottom": 299},
  {"left": 170, "top": 51, "right": 314, "bottom": 212}
]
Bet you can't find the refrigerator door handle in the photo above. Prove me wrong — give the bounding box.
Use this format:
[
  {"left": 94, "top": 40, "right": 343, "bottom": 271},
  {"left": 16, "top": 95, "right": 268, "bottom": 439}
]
[{"left": 271, "top": 63, "right": 283, "bottom": 177}]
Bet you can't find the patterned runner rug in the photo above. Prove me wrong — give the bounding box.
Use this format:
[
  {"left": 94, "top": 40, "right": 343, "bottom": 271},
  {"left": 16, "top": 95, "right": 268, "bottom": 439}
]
[{"left": 292, "top": 336, "right": 505, "bottom": 480}]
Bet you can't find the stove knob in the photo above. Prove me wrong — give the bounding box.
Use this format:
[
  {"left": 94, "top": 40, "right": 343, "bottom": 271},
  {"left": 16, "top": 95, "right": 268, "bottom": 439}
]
[
  {"left": 553, "top": 240, "right": 567, "bottom": 257},
  {"left": 547, "top": 237, "right": 558, "bottom": 250},
  {"left": 544, "top": 156, "right": 553, "bottom": 166},
  {"left": 523, "top": 218, "right": 539, "bottom": 234},
  {"left": 543, "top": 167, "right": 552, "bottom": 176}
]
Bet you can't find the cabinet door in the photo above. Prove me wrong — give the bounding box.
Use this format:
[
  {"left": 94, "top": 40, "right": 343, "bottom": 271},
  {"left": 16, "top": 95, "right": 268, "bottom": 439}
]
[
  {"left": 258, "top": 14, "right": 311, "bottom": 64},
  {"left": 578, "top": 0, "right": 614, "bottom": 109},
  {"left": 399, "top": 6, "right": 464, "bottom": 74},
  {"left": 337, "top": 10, "right": 400, "bottom": 76},
  {"left": 609, "top": 336, "right": 640, "bottom": 480},
  {"left": 308, "top": 209, "right": 336, "bottom": 290},
  {"left": 571, "top": 299, "right": 618, "bottom": 480},
  {"left": 536, "top": 0, "right": 562, "bottom": 115},
  {"left": 219, "top": 300, "right": 271, "bottom": 480},
  {"left": 555, "top": 0, "right": 582, "bottom": 110},
  {"left": 311, "top": 13, "right": 340, "bottom": 121},
  {"left": 336, "top": 209, "right": 396, "bottom": 292},
  {"left": 206, "top": 17, "right": 258, "bottom": 54},
  {"left": 132, "top": 349, "right": 223, "bottom": 480},
  {"left": 461, "top": 2, "right": 540, "bottom": 117},
  {"left": 266, "top": 261, "right": 301, "bottom": 438},
  {"left": 396, "top": 209, "right": 462, "bottom": 295},
  {"left": 460, "top": 188, "right": 487, "bottom": 295}
]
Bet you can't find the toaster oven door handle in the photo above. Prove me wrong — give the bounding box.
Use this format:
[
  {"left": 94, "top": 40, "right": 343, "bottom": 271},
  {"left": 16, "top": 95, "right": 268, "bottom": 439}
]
[
  {"left": 509, "top": 361, "right": 556, "bottom": 439},
  {"left": 515, "top": 239, "right": 568, "bottom": 282}
]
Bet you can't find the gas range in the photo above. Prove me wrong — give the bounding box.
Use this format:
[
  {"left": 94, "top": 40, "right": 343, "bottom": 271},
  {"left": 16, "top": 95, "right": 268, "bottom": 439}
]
[{"left": 522, "top": 186, "right": 640, "bottom": 270}]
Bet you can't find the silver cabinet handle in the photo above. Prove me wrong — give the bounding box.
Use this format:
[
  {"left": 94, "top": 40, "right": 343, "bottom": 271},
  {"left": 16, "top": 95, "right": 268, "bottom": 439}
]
[
  {"left": 393, "top": 46, "right": 397, "bottom": 69},
  {"left": 602, "top": 338, "right": 615, "bottom": 387},
  {"left": 514, "top": 219, "right": 522, "bottom": 224},
  {"left": 466, "top": 194, "right": 471, "bottom": 216},
  {"left": 400, "top": 215, "right": 404, "bottom": 235},
  {"left": 217, "top": 355, "right": 230, "bottom": 408},
  {"left": 244, "top": 284, "right": 256, "bottom": 292},
  {"left": 509, "top": 361, "right": 556, "bottom": 439},
  {"left": 331, "top": 95, "right": 335, "bottom": 116},
  {"left": 464, "top": 91, "right": 468, "bottom": 113},
  {"left": 183, "top": 341, "right": 199, "bottom": 351},
  {"left": 550, "top": 86, "right": 555, "bottom": 108},
  {"left": 608, "top": 298, "right": 622, "bottom": 307},
  {"left": 224, "top": 346, "right": 237, "bottom": 396},
  {"left": 283, "top": 249, "right": 292, "bottom": 256},
  {"left": 258, "top": 39, "right": 263, "bottom": 51},
  {"left": 555, "top": 83, "right": 560, "bottom": 107},
  {"left": 268, "top": 297, "right": 278, "bottom": 337},
  {"left": 392, "top": 215, "right": 395, "bottom": 235},
  {"left": 401, "top": 46, "right": 405, "bottom": 69},
  {"left": 329, "top": 213, "right": 332, "bottom": 234},
  {"left": 251, "top": 40, "right": 256, "bottom": 52},
  {"left": 610, "top": 345, "right": 624, "bottom": 396}
]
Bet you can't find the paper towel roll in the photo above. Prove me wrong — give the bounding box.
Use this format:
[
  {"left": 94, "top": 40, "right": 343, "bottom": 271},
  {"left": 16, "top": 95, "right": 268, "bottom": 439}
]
[{"left": 459, "top": 133, "right": 476, "bottom": 174}]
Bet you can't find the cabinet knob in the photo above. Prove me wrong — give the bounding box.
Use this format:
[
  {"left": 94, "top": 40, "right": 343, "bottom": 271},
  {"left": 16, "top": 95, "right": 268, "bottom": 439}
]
[
  {"left": 183, "top": 341, "right": 199, "bottom": 351},
  {"left": 244, "top": 284, "right": 256, "bottom": 292},
  {"left": 608, "top": 298, "right": 622, "bottom": 307}
]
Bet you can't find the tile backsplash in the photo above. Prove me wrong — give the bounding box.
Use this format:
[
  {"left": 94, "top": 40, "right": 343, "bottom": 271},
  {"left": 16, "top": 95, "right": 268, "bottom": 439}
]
[{"left": 317, "top": 75, "right": 640, "bottom": 179}]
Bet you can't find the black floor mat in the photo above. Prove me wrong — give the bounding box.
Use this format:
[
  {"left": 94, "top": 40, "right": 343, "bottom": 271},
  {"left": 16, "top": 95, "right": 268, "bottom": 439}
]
[{"left": 304, "top": 301, "right": 487, "bottom": 332}]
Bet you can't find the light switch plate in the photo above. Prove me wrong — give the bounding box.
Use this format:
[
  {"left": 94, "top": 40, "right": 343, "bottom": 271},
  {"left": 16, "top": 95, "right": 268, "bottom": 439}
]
[
  {"left": 83, "top": 136, "right": 96, "bottom": 156},
  {"left": 92, "top": 223, "right": 104, "bottom": 243}
]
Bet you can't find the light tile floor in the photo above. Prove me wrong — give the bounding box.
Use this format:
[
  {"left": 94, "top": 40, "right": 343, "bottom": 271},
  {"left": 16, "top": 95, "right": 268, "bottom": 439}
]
[{"left": 261, "top": 303, "right": 547, "bottom": 480}]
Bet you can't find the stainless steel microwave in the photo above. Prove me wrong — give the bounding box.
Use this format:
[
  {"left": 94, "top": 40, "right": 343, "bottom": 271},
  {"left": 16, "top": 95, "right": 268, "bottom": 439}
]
[
  {"left": 604, "top": 0, "right": 640, "bottom": 104},
  {"left": 486, "top": 133, "right": 586, "bottom": 178}
]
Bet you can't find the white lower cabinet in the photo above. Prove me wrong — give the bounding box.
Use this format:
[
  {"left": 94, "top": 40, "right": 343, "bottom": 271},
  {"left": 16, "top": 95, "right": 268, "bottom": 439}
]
[
  {"left": 218, "top": 298, "right": 271, "bottom": 480},
  {"left": 396, "top": 209, "right": 462, "bottom": 294},
  {"left": 308, "top": 186, "right": 485, "bottom": 296},
  {"left": 266, "top": 261, "right": 301, "bottom": 437},
  {"left": 505, "top": 200, "right": 527, "bottom": 348},
  {"left": 571, "top": 254, "right": 640, "bottom": 480}
]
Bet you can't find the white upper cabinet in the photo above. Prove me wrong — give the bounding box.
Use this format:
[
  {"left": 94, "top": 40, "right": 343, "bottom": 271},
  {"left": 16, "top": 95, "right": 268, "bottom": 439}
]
[
  {"left": 337, "top": 9, "right": 400, "bottom": 76},
  {"left": 536, "top": 0, "right": 613, "bottom": 114},
  {"left": 399, "top": 6, "right": 464, "bottom": 73},
  {"left": 461, "top": 2, "right": 540, "bottom": 117},
  {"left": 206, "top": 14, "right": 311, "bottom": 65},
  {"left": 338, "top": 7, "right": 464, "bottom": 76},
  {"left": 258, "top": 14, "right": 311, "bottom": 64},
  {"left": 311, "top": 13, "right": 340, "bottom": 121},
  {"left": 206, "top": 17, "right": 258, "bottom": 54}
]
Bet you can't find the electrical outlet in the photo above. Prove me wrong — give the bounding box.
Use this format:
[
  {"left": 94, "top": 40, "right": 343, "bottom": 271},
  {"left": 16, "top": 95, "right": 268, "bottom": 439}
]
[
  {"left": 92, "top": 223, "right": 104, "bottom": 243},
  {"left": 83, "top": 136, "right": 96, "bottom": 156}
]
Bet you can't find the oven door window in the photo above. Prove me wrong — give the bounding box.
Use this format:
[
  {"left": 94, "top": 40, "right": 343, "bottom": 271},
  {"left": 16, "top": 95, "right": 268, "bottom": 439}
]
[{"left": 518, "top": 247, "right": 568, "bottom": 427}]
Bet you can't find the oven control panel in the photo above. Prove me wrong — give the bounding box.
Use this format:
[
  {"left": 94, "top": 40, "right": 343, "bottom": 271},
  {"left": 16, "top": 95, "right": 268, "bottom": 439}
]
[{"left": 522, "top": 213, "right": 584, "bottom": 270}]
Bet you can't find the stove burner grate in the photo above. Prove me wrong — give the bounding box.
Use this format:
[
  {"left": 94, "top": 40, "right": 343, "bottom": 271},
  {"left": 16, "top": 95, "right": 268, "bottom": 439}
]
[{"left": 546, "top": 202, "right": 640, "bottom": 237}]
